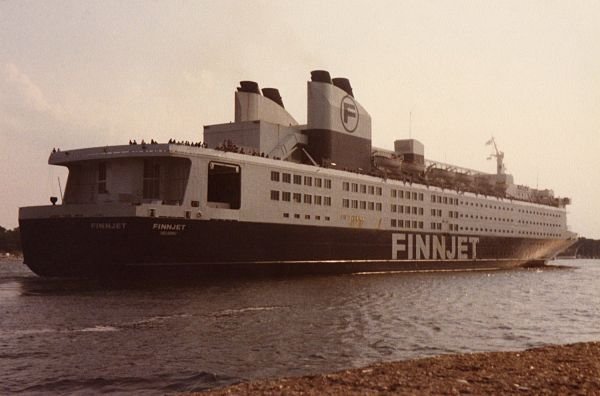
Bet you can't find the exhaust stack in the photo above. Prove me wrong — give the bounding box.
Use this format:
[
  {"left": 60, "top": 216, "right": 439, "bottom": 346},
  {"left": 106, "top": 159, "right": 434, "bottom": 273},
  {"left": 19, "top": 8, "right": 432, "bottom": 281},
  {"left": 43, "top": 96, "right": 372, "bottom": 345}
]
[
  {"left": 237, "top": 81, "right": 260, "bottom": 94},
  {"left": 332, "top": 77, "right": 354, "bottom": 98},
  {"left": 262, "top": 88, "right": 284, "bottom": 108},
  {"left": 310, "top": 70, "right": 332, "bottom": 84}
]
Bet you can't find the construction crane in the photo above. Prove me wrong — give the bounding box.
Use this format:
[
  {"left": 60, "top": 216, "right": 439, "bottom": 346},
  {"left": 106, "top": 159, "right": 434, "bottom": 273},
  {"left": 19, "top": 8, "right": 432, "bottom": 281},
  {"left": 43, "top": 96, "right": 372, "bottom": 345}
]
[{"left": 486, "top": 137, "right": 505, "bottom": 175}]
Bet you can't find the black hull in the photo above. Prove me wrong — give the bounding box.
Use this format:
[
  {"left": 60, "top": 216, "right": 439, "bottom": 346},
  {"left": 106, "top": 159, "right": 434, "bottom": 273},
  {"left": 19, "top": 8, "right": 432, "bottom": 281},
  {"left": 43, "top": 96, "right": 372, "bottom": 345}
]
[{"left": 19, "top": 217, "right": 571, "bottom": 278}]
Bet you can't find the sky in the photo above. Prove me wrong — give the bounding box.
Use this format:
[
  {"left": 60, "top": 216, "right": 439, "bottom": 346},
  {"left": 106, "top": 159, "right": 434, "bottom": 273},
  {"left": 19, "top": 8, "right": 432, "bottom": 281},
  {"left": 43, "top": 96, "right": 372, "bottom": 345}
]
[{"left": 1, "top": 1, "right": 599, "bottom": 237}]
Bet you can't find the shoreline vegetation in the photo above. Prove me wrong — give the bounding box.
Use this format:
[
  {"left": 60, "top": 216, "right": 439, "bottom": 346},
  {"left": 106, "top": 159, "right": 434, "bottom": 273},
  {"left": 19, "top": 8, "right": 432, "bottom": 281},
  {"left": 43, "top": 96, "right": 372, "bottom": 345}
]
[
  {"left": 0, "top": 226, "right": 21, "bottom": 256},
  {"left": 196, "top": 342, "right": 600, "bottom": 395}
]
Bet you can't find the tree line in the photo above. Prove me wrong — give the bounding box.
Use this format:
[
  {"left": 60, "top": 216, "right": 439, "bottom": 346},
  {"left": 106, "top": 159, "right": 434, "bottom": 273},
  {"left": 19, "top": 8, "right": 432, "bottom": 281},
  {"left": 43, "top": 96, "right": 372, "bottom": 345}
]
[
  {"left": 0, "top": 227, "right": 21, "bottom": 254},
  {"left": 558, "top": 237, "right": 600, "bottom": 259}
]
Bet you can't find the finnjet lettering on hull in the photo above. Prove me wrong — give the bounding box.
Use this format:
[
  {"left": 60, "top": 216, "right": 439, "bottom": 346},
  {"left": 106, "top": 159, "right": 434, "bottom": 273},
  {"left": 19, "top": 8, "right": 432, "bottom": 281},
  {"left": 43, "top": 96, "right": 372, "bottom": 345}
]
[
  {"left": 392, "top": 233, "right": 480, "bottom": 260},
  {"left": 152, "top": 223, "right": 187, "bottom": 237}
]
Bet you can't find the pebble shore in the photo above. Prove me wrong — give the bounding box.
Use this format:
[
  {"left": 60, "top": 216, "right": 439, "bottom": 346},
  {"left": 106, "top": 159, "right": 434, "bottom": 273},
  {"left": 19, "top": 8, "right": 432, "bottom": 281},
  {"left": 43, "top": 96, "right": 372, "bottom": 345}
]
[{"left": 197, "top": 342, "right": 600, "bottom": 395}]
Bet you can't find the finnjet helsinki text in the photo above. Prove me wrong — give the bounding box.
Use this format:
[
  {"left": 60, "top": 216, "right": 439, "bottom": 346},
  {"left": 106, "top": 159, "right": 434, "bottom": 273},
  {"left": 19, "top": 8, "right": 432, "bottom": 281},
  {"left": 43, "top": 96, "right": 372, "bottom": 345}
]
[{"left": 392, "top": 233, "right": 480, "bottom": 260}]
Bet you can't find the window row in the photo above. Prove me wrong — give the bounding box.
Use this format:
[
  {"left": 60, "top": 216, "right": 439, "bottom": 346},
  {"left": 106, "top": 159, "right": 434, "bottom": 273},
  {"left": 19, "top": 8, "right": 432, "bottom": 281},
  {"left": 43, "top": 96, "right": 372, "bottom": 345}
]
[
  {"left": 460, "top": 226, "right": 514, "bottom": 234},
  {"left": 461, "top": 214, "right": 513, "bottom": 223},
  {"left": 391, "top": 189, "right": 424, "bottom": 201},
  {"left": 342, "top": 199, "right": 383, "bottom": 211},
  {"left": 431, "top": 194, "right": 458, "bottom": 205},
  {"left": 390, "top": 219, "right": 424, "bottom": 229},
  {"left": 518, "top": 230, "right": 562, "bottom": 237},
  {"left": 342, "top": 182, "right": 383, "bottom": 196},
  {"left": 283, "top": 213, "right": 331, "bottom": 221},
  {"left": 391, "top": 204, "right": 424, "bottom": 216},
  {"left": 448, "top": 210, "right": 459, "bottom": 218},
  {"left": 462, "top": 201, "right": 513, "bottom": 212},
  {"left": 518, "top": 208, "right": 561, "bottom": 218},
  {"left": 430, "top": 222, "right": 443, "bottom": 230},
  {"left": 271, "top": 191, "right": 332, "bottom": 206},
  {"left": 271, "top": 171, "right": 332, "bottom": 189},
  {"left": 431, "top": 208, "right": 443, "bottom": 217},
  {"left": 517, "top": 219, "right": 562, "bottom": 228}
]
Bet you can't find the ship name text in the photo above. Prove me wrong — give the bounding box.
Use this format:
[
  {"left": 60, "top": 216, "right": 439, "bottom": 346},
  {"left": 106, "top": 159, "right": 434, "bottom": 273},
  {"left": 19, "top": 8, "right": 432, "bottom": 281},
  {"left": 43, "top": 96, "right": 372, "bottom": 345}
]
[
  {"left": 392, "top": 233, "right": 480, "bottom": 260},
  {"left": 152, "top": 223, "right": 186, "bottom": 231},
  {"left": 91, "top": 222, "right": 127, "bottom": 230}
]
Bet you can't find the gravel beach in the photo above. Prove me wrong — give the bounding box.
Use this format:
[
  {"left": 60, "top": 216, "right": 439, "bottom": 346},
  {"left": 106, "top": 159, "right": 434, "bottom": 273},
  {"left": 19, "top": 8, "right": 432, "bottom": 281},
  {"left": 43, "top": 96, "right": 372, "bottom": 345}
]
[{"left": 197, "top": 342, "right": 600, "bottom": 395}]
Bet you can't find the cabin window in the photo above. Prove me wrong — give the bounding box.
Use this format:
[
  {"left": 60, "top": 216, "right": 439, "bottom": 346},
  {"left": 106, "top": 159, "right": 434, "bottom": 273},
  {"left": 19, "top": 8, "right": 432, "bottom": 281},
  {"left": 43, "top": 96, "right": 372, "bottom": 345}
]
[
  {"left": 343, "top": 182, "right": 350, "bottom": 191},
  {"left": 324, "top": 196, "right": 331, "bottom": 206},
  {"left": 314, "top": 195, "right": 322, "bottom": 205},
  {"left": 282, "top": 192, "right": 291, "bottom": 201},
  {"left": 293, "top": 193, "right": 301, "bottom": 203},
  {"left": 293, "top": 175, "right": 302, "bottom": 185},
  {"left": 143, "top": 159, "right": 160, "bottom": 199},
  {"left": 207, "top": 161, "right": 241, "bottom": 209},
  {"left": 271, "top": 171, "right": 280, "bottom": 182},
  {"left": 98, "top": 161, "right": 108, "bottom": 194},
  {"left": 304, "top": 176, "right": 312, "bottom": 186},
  {"left": 324, "top": 179, "right": 332, "bottom": 189},
  {"left": 282, "top": 173, "right": 291, "bottom": 183},
  {"left": 270, "top": 190, "right": 280, "bottom": 201}
]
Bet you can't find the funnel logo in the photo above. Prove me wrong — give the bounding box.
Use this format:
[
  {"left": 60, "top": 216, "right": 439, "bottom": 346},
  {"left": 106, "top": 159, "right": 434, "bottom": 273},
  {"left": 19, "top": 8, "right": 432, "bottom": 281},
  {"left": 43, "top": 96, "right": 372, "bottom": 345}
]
[{"left": 340, "top": 95, "right": 359, "bottom": 133}]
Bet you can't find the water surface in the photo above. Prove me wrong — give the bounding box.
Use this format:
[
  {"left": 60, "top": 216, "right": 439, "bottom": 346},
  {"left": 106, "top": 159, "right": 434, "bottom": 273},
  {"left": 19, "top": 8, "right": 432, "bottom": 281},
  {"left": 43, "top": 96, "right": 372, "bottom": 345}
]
[{"left": 1, "top": 258, "right": 599, "bottom": 394}]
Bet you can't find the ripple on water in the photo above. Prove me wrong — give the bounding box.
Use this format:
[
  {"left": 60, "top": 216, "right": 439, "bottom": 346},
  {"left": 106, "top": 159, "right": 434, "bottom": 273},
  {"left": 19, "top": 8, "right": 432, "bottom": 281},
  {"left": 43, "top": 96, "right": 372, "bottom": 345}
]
[{"left": 1, "top": 259, "right": 599, "bottom": 395}]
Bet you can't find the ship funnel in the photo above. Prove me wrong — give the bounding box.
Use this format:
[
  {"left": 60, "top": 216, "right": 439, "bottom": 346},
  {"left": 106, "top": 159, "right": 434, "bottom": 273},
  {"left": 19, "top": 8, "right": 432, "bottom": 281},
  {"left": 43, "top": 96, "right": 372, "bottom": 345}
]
[
  {"left": 262, "top": 88, "right": 284, "bottom": 108},
  {"left": 332, "top": 77, "right": 354, "bottom": 98},
  {"left": 310, "top": 70, "right": 332, "bottom": 84},
  {"left": 238, "top": 81, "right": 261, "bottom": 94}
]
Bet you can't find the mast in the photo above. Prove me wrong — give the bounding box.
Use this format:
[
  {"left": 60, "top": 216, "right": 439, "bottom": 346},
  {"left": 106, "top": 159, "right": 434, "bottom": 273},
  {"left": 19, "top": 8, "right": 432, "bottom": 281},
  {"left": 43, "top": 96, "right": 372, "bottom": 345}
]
[{"left": 486, "top": 137, "right": 505, "bottom": 175}]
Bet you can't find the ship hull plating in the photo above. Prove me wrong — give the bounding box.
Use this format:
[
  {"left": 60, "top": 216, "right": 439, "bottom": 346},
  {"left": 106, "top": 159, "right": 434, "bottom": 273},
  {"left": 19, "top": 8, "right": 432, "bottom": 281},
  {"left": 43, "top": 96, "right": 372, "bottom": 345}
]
[{"left": 19, "top": 217, "right": 573, "bottom": 278}]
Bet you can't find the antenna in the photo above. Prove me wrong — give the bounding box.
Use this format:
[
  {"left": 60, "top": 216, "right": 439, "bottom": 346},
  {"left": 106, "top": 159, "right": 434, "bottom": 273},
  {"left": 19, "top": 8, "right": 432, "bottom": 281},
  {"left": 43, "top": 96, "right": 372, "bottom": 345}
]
[{"left": 409, "top": 111, "right": 412, "bottom": 139}]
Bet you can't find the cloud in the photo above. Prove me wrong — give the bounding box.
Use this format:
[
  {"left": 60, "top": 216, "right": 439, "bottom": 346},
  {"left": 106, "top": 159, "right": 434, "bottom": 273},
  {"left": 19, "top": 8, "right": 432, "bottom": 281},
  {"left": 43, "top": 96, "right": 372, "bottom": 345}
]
[
  {"left": 0, "top": 63, "right": 71, "bottom": 143},
  {"left": 0, "top": 63, "right": 87, "bottom": 228},
  {"left": 1, "top": 63, "right": 58, "bottom": 115}
]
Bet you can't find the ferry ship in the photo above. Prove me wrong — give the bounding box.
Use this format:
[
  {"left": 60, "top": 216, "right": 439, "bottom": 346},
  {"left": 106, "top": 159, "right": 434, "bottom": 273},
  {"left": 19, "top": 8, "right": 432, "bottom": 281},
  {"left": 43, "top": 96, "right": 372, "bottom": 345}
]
[{"left": 19, "top": 70, "right": 576, "bottom": 277}]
